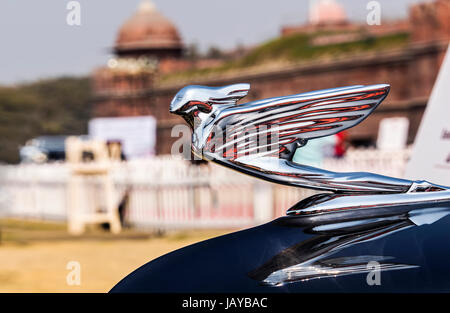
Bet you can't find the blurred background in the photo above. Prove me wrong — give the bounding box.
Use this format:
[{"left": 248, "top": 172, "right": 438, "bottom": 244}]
[{"left": 0, "top": 0, "right": 449, "bottom": 292}]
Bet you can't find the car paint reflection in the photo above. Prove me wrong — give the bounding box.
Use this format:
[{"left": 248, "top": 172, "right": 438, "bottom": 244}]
[{"left": 248, "top": 206, "right": 450, "bottom": 286}]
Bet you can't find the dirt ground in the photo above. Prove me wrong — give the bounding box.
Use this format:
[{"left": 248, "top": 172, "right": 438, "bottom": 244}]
[{"left": 0, "top": 219, "right": 233, "bottom": 292}]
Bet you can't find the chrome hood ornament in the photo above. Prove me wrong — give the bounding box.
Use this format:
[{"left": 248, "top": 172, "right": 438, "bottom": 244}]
[{"left": 170, "top": 83, "right": 450, "bottom": 215}]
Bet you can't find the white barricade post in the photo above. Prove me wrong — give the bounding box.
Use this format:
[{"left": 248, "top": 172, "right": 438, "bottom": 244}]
[{"left": 65, "top": 137, "right": 121, "bottom": 235}]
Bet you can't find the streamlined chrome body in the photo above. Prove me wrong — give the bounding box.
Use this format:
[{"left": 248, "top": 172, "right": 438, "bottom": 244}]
[{"left": 170, "top": 83, "right": 449, "bottom": 214}]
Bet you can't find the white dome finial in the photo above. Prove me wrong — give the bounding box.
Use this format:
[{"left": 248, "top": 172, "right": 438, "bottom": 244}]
[
  {"left": 309, "top": 0, "right": 347, "bottom": 25},
  {"left": 138, "top": 0, "right": 156, "bottom": 12}
]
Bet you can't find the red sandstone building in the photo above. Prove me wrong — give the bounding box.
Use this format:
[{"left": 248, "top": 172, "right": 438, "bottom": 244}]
[{"left": 92, "top": 0, "right": 450, "bottom": 155}]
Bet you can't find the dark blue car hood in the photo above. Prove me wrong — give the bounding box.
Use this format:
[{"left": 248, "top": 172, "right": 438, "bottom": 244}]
[{"left": 111, "top": 200, "right": 450, "bottom": 293}]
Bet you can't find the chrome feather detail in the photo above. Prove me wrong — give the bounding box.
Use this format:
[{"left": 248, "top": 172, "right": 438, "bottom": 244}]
[{"left": 170, "top": 83, "right": 450, "bottom": 214}]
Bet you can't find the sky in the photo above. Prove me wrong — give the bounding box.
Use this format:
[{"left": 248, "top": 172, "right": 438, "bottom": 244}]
[{"left": 0, "top": 0, "right": 423, "bottom": 85}]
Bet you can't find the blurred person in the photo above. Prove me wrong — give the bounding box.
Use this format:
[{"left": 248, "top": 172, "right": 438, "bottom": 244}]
[{"left": 334, "top": 131, "right": 347, "bottom": 158}]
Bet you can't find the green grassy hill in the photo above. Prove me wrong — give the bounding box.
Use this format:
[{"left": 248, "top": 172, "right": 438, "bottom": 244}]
[
  {"left": 238, "top": 31, "right": 409, "bottom": 66},
  {"left": 0, "top": 77, "right": 92, "bottom": 163},
  {"left": 160, "top": 31, "right": 410, "bottom": 84}
]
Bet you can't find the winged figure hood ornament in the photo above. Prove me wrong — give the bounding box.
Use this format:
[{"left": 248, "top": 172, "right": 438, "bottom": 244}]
[{"left": 171, "top": 83, "right": 450, "bottom": 215}]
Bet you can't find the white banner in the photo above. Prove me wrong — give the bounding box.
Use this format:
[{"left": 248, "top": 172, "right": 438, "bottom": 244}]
[
  {"left": 405, "top": 44, "right": 450, "bottom": 186},
  {"left": 377, "top": 117, "right": 409, "bottom": 150},
  {"left": 88, "top": 116, "right": 156, "bottom": 159}
]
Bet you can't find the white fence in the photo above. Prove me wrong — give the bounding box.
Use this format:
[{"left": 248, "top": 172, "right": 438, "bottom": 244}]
[
  {"left": 0, "top": 148, "right": 411, "bottom": 230},
  {"left": 272, "top": 148, "right": 411, "bottom": 216}
]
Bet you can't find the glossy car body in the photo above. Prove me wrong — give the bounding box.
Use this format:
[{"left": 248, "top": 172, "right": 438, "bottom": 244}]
[{"left": 111, "top": 198, "right": 450, "bottom": 292}]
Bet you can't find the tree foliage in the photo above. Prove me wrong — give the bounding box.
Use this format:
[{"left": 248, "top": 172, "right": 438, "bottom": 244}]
[{"left": 0, "top": 77, "right": 92, "bottom": 163}]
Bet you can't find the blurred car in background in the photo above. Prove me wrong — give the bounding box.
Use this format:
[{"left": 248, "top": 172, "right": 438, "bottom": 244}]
[
  {"left": 19, "top": 136, "right": 67, "bottom": 163},
  {"left": 19, "top": 135, "right": 126, "bottom": 164}
]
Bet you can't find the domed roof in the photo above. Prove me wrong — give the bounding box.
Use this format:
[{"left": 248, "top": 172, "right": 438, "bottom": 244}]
[
  {"left": 309, "top": 0, "right": 347, "bottom": 25},
  {"left": 115, "top": 1, "right": 182, "bottom": 54}
]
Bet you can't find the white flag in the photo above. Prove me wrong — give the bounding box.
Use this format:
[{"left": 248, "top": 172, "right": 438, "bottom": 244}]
[{"left": 405, "top": 44, "right": 450, "bottom": 186}]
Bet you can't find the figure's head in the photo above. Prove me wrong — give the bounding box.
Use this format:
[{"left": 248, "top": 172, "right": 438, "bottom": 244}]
[{"left": 170, "top": 84, "right": 250, "bottom": 116}]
